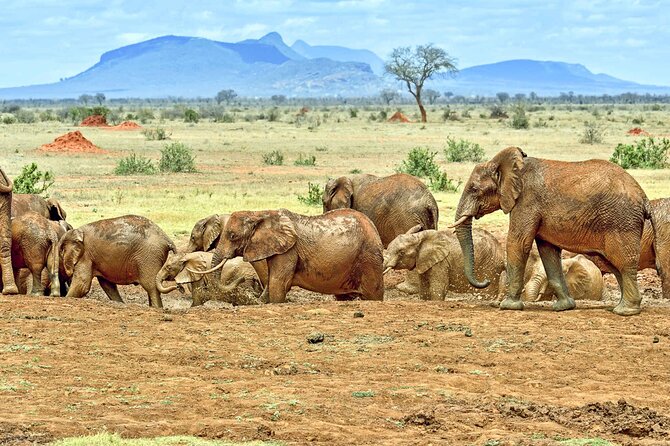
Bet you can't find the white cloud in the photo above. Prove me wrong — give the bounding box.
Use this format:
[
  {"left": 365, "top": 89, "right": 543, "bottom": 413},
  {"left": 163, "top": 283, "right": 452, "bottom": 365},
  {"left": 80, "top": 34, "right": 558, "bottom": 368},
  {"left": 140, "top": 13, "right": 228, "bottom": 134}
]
[
  {"left": 282, "top": 17, "right": 317, "bottom": 27},
  {"left": 195, "top": 23, "right": 269, "bottom": 41},
  {"left": 117, "top": 33, "right": 150, "bottom": 45}
]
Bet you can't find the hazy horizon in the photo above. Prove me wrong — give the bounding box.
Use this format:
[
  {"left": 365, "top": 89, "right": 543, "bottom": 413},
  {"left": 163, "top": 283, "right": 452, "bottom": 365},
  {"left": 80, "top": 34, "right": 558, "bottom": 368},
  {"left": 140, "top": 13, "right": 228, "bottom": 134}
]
[{"left": 2, "top": 0, "right": 669, "bottom": 89}]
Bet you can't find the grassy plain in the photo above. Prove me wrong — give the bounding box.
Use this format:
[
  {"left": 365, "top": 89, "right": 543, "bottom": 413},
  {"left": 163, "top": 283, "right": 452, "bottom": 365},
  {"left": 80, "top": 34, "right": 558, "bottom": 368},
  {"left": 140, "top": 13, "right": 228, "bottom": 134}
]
[{"left": 1, "top": 103, "right": 669, "bottom": 244}]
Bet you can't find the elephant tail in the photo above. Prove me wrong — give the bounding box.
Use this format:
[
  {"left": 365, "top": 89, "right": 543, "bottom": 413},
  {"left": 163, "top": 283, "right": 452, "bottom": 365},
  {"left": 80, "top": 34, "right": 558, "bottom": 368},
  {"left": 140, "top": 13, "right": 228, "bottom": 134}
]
[
  {"left": 423, "top": 202, "right": 439, "bottom": 231},
  {"left": 644, "top": 198, "right": 663, "bottom": 278}
]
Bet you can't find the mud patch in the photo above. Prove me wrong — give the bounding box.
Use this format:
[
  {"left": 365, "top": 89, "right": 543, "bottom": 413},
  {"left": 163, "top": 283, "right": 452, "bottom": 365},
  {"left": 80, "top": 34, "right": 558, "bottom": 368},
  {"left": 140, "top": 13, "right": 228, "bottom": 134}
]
[{"left": 0, "top": 422, "right": 53, "bottom": 445}]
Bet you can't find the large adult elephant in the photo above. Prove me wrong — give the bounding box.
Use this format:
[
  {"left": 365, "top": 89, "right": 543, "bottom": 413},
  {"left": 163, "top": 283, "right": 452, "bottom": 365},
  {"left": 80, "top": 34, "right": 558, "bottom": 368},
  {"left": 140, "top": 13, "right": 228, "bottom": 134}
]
[
  {"left": 452, "top": 146, "right": 653, "bottom": 316},
  {"left": 0, "top": 167, "right": 18, "bottom": 294},
  {"left": 193, "top": 208, "right": 384, "bottom": 303},
  {"left": 322, "top": 173, "right": 439, "bottom": 247},
  {"left": 12, "top": 194, "right": 67, "bottom": 221},
  {"left": 60, "top": 215, "right": 175, "bottom": 308}
]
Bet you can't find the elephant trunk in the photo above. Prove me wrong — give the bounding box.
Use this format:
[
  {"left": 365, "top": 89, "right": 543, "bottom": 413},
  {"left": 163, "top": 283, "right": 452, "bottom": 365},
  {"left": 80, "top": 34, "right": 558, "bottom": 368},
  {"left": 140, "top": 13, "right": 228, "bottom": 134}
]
[
  {"left": 0, "top": 169, "right": 13, "bottom": 194},
  {"left": 155, "top": 269, "right": 178, "bottom": 294},
  {"left": 454, "top": 217, "right": 491, "bottom": 289},
  {"left": 48, "top": 238, "right": 61, "bottom": 297},
  {"left": 524, "top": 269, "right": 548, "bottom": 301}
]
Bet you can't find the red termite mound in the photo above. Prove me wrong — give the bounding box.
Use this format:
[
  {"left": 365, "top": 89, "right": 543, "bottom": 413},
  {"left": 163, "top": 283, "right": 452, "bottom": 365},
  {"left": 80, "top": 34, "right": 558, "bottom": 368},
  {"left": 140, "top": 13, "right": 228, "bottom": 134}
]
[
  {"left": 80, "top": 114, "right": 109, "bottom": 127},
  {"left": 106, "top": 121, "right": 143, "bottom": 131},
  {"left": 38, "top": 131, "right": 107, "bottom": 154},
  {"left": 388, "top": 111, "right": 411, "bottom": 123}
]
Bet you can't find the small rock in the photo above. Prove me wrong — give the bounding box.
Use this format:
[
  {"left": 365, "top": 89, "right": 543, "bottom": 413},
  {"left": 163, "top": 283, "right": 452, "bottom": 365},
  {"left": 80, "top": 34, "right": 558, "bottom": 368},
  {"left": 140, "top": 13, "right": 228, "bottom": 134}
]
[
  {"left": 464, "top": 328, "right": 473, "bottom": 337},
  {"left": 161, "top": 314, "right": 173, "bottom": 322},
  {"left": 653, "top": 336, "right": 660, "bottom": 343},
  {"left": 353, "top": 311, "right": 364, "bottom": 318},
  {"left": 307, "top": 332, "right": 325, "bottom": 344}
]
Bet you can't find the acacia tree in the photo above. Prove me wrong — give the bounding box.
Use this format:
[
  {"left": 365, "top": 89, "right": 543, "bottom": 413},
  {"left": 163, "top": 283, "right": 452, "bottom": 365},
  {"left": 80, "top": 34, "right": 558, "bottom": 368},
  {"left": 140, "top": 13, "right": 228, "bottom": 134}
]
[
  {"left": 379, "top": 88, "right": 399, "bottom": 105},
  {"left": 384, "top": 44, "right": 457, "bottom": 122},
  {"left": 216, "top": 89, "right": 237, "bottom": 105}
]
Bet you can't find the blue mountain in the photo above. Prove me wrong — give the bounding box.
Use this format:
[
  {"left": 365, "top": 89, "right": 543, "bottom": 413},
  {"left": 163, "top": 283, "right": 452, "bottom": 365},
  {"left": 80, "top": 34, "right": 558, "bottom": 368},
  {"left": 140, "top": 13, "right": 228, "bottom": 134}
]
[{"left": 291, "top": 39, "right": 385, "bottom": 75}]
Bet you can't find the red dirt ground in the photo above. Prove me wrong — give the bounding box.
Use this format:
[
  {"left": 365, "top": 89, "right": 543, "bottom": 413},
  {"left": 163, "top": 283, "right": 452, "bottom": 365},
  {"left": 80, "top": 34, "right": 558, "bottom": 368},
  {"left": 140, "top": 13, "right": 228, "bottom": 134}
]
[
  {"left": 38, "top": 131, "right": 107, "bottom": 154},
  {"left": 1, "top": 271, "right": 669, "bottom": 445},
  {"left": 105, "top": 121, "right": 143, "bottom": 131},
  {"left": 80, "top": 114, "right": 109, "bottom": 127},
  {"left": 388, "top": 111, "right": 411, "bottom": 123},
  {"left": 627, "top": 127, "right": 649, "bottom": 136}
]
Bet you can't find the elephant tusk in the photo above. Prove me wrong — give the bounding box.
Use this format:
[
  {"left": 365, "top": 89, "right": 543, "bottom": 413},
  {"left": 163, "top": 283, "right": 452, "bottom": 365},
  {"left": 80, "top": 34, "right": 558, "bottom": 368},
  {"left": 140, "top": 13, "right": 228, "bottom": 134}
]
[
  {"left": 186, "top": 258, "right": 227, "bottom": 275},
  {"left": 383, "top": 267, "right": 392, "bottom": 275},
  {"left": 448, "top": 215, "right": 469, "bottom": 229}
]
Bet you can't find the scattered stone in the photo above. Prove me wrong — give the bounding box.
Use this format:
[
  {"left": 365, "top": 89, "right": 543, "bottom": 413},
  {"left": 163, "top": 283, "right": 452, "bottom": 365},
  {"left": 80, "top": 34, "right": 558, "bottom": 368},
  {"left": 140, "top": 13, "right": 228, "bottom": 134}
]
[
  {"left": 307, "top": 332, "right": 325, "bottom": 344},
  {"left": 353, "top": 311, "right": 365, "bottom": 318},
  {"left": 161, "top": 314, "right": 173, "bottom": 322},
  {"left": 653, "top": 336, "right": 660, "bottom": 343}
]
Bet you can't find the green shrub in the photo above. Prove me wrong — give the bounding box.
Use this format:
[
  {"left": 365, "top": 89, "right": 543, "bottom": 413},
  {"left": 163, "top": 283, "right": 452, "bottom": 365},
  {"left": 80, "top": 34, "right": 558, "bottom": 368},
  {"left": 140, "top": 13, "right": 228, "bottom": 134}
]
[
  {"left": 442, "top": 107, "right": 459, "bottom": 121},
  {"left": 183, "top": 108, "right": 199, "bottom": 123},
  {"left": 489, "top": 104, "right": 508, "bottom": 119},
  {"left": 510, "top": 104, "right": 529, "bottom": 129},
  {"left": 579, "top": 121, "right": 604, "bottom": 144},
  {"left": 349, "top": 108, "right": 358, "bottom": 118},
  {"left": 263, "top": 150, "right": 284, "bottom": 166},
  {"left": 294, "top": 154, "right": 316, "bottom": 166},
  {"left": 14, "top": 109, "right": 36, "bottom": 123},
  {"left": 142, "top": 128, "right": 170, "bottom": 141},
  {"left": 632, "top": 116, "right": 644, "bottom": 125},
  {"left": 1, "top": 115, "right": 17, "bottom": 124},
  {"left": 114, "top": 153, "right": 156, "bottom": 175},
  {"left": 13, "top": 163, "right": 55, "bottom": 195},
  {"left": 267, "top": 107, "right": 280, "bottom": 122},
  {"left": 216, "top": 112, "right": 235, "bottom": 123},
  {"left": 444, "top": 136, "right": 485, "bottom": 163},
  {"left": 136, "top": 108, "right": 155, "bottom": 124},
  {"left": 349, "top": 168, "right": 362, "bottom": 174},
  {"left": 297, "top": 182, "right": 323, "bottom": 206},
  {"left": 428, "top": 170, "right": 461, "bottom": 192},
  {"left": 159, "top": 142, "right": 197, "bottom": 173},
  {"left": 397, "top": 147, "right": 440, "bottom": 178},
  {"left": 610, "top": 137, "right": 670, "bottom": 169}
]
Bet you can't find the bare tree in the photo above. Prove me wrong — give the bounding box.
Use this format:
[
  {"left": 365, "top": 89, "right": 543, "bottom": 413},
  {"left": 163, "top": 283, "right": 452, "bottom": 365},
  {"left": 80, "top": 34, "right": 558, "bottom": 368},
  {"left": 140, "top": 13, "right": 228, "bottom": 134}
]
[
  {"left": 79, "top": 94, "right": 93, "bottom": 105},
  {"left": 216, "top": 89, "right": 238, "bottom": 105},
  {"left": 379, "top": 88, "right": 399, "bottom": 105},
  {"left": 424, "top": 89, "right": 441, "bottom": 105},
  {"left": 94, "top": 93, "right": 106, "bottom": 105},
  {"left": 384, "top": 44, "right": 457, "bottom": 122}
]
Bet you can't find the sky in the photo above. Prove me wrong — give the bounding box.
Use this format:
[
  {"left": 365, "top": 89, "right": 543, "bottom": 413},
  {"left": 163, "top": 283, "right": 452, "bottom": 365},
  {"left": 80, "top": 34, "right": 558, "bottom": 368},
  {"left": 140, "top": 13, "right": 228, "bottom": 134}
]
[{"left": 1, "top": 0, "right": 669, "bottom": 88}]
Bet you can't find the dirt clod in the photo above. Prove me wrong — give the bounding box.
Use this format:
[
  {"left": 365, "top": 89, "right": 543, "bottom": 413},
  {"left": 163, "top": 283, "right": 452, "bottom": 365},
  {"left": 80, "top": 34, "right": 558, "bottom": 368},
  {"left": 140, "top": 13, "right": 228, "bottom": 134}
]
[
  {"left": 307, "top": 332, "right": 325, "bottom": 343},
  {"left": 353, "top": 311, "right": 364, "bottom": 318}
]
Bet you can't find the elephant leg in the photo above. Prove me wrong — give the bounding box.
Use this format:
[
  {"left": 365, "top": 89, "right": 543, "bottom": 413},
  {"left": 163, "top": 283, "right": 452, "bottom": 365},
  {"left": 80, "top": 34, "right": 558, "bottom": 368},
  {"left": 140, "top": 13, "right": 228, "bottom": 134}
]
[
  {"left": 359, "top": 262, "right": 384, "bottom": 301},
  {"left": 396, "top": 270, "right": 421, "bottom": 294},
  {"left": 14, "top": 269, "right": 28, "bottom": 295},
  {"left": 422, "top": 271, "right": 446, "bottom": 301},
  {"left": 29, "top": 268, "right": 45, "bottom": 296},
  {"left": 1, "top": 258, "right": 18, "bottom": 295},
  {"left": 266, "top": 255, "right": 296, "bottom": 303},
  {"left": 604, "top": 233, "right": 642, "bottom": 316},
  {"left": 97, "top": 277, "right": 124, "bottom": 304},
  {"left": 497, "top": 270, "right": 508, "bottom": 301},
  {"left": 500, "top": 233, "right": 535, "bottom": 310},
  {"left": 139, "top": 275, "right": 163, "bottom": 309},
  {"left": 536, "top": 239, "right": 575, "bottom": 311},
  {"left": 612, "top": 267, "right": 641, "bottom": 316},
  {"left": 65, "top": 268, "right": 92, "bottom": 298}
]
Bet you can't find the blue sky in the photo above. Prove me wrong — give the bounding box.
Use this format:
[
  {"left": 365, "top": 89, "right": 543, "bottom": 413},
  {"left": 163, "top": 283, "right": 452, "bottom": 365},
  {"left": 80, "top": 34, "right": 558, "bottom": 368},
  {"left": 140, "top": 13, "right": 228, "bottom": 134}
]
[{"left": 2, "top": 0, "right": 668, "bottom": 88}]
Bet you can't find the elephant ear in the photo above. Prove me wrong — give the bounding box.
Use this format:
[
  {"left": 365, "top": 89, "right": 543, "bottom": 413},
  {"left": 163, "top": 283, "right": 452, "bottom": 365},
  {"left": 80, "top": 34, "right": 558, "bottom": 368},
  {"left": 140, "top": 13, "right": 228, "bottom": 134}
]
[
  {"left": 203, "top": 215, "right": 222, "bottom": 251},
  {"left": 243, "top": 212, "right": 297, "bottom": 263},
  {"left": 62, "top": 229, "right": 84, "bottom": 277},
  {"left": 176, "top": 252, "right": 213, "bottom": 284},
  {"left": 46, "top": 198, "right": 66, "bottom": 220},
  {"left": 491, "top": 146, "right": 526, "bottom": 214},
  {"left": 415, "top": 233, "right": 450, "bottom": 275},
  {"left": 324, "top": 177, "right": 354, "bottom": 210}
]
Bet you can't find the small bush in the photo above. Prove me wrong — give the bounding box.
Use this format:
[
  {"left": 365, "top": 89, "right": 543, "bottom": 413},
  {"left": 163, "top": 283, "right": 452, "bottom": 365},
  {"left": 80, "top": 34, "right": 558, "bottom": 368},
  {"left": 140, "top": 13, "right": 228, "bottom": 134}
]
[
  {"left": 444, "top": 136, "right": 485, "bottom": 163},
  {"left": 610, "top": 137, "right": 670, "bottom": 169},
  {"left": 632, "top": 116, "right": 644, "bottom": 125},
  {"left": 294, "top": 154, "right": 316, "bottom": 166},
  {"left": 263, "top": 150, "right": 284, "bottom": 166},
  {"left": 216, "top": 112, "right": 235, "bottom": 123},
  {"left": 159, "top": 142, "right": 197, "bottom": 173},
  {"left": 184, "top": 108, "right": 199, "bottom": 123},
  {"left": 14, "top": 109, "right": 36, "bottom": 123},
  {"left": 136, "top": 108, "right": 155, "bottom": 124},
  {"left": 396, "top": 147, "right": 440, "bottom": 178},
  {"left": 442, "top": 107, "right": 459, "bottom": 122},
  {"left": 114, "top": 153, "right": 156, "bottom": 175},
  {"left": 267, "top": 107, "right": 280, "bottom": 122},
  {"left": 489, "top": 104, "right": 508, "bottom": 119},
  {"left": 349, "top": 108, "right": 358, "bottom": 118},
  {"left": 349, "top": 168, "right": 362, "bottom": 174},
  {"left": 579, "top": 121, "right": 604, "bottom": 144},
  {"left": 13, "top": 163, "right": 55, "bottom": 195},
  {"left": 142, "top": 128, "right": 170, "bottom": 141},
  {"left": 428, "top": 170, "right": 461, "bottom": 192},
  {"left": 297, "top": 182, "right": 323, "bottom": 206},
  {"left": 1, "top": 115, "right": 17, "bottom": 124},
  {"left": 510, "top": 104, "right": 529, "bottom": 129}
]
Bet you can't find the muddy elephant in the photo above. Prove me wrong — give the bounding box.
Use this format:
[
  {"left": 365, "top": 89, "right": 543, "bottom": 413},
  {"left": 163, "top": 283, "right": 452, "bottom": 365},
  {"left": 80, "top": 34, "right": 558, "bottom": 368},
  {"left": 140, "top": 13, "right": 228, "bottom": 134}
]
[
  {"left": 383, "top": 226, "right": 505, "bottom": 300},
  {"left": 156, "top": 251, "right": 262, "bottom": 306},
  {"left": 0, "top": 167, "right": 18, "bottom": 294},
  {"left": 194, "top": 208, "right": 384, "bottom": 303},
  {"left": 60, "top": 215, "right": 175, "bottom": 308},
  {"left": 7, "top": 212, "right": 71, "bottom": 296},
  {"left": 322, "top": 173, "right": 438, "bottom": 247},
  {"left": 523, "top": 254, "right": 603, "bottom": 302},
  {"left": 12, "top": 194, "right": 67, "bottom": 221},
  {"left": 452, "top": 146, "right": 653, "bottom": 316}
]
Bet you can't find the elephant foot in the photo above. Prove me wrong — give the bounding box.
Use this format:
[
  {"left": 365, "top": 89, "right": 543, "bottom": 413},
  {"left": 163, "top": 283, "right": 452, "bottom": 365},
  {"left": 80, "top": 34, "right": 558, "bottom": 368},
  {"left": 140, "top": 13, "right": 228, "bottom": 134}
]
[
  {"left": 552, "top": 296, "right": 576, "bottom": 311},
  {"left": 31, "top": 290, "right": 44, "bottom": 297},
  {"left": 396, "top": 280, "right": 420, "bottom": 295},
  {"left": 612, "top": 302, "right": 641, "bottom": 316},
  {"left": 499, "top": 297, "right": 524, "bottom": 310},
  {"left": 2, "top": 285, "right": 19, "bottom": 295}
]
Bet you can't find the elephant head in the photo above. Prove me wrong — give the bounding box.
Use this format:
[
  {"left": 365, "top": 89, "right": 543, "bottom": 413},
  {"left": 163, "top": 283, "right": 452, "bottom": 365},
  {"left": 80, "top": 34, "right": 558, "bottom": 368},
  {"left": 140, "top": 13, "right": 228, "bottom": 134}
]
[
  {"left": 191, "top": 210, "right": 297, "bottom": 275},
  {"left": 187, "top": 214, "right": 229, "bottom": 252},
  {"left": 60, "top": 229, "right": 85, "bottom": 277},
  {"left": 322, "top": 177, "right": 354, "bottom": 212},
  {"left": 452, "top": 147, "right": 527, "bottom": 289},
  {"left": 46, "top": 198, "right": 67, "bottom": 221},
  {"left": 383, "top": 225, "right": 443, "bottom": 273},
  {"left": 155, "top": 251, "right": 213, "bottom": 294}
]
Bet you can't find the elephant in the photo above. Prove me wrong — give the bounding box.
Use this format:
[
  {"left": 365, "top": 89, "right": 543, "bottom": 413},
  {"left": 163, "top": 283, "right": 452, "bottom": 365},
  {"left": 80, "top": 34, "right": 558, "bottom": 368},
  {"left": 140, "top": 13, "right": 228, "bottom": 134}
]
[
  {"left": 59, "top": 215, "right": 176, "bottom": 308},
  {"left": 0, "top": 167, "right": 18, "bottom": 294},
  {"left": 193, "top": 208, "right": 384, "bottom": 303},
  {"left": 156, "top": 251, "right": 262, "bottom": 306},
  {"left": 452, "top": 146, "right": 654, "bottom": 316},
  {"left": 186, "top": 214, "right": 269, "bottom": 286},
  {"left": 523, "top": 254, "right": 604, "bottom": 302},
  {"left": 7, "top": 212, "right": 71, "bottom": 296},
  {"left": 322, "top": 173, "right": 439, "bottom": 247},
  {"left": 383, "top": 226, "right": 506, "bottom": 300},
  {"left": 12, "top": 194, "right": 67, "bottom": 221}
]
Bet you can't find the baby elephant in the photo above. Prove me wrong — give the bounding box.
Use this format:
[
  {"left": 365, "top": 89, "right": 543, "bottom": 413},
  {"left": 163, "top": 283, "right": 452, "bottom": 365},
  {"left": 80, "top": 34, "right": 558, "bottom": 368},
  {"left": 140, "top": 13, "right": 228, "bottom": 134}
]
[
  {"left": 523, "top": 254, "right": 603, "bottom": 302},
  {"left": 60, "top": 215, "right": 175, "bottom": 308},
  {"left": 383, "top": 226, "right": 506, "bottom": 300},
  {"left": 156, "top": 251, "right": 262, "bottom": 306}
]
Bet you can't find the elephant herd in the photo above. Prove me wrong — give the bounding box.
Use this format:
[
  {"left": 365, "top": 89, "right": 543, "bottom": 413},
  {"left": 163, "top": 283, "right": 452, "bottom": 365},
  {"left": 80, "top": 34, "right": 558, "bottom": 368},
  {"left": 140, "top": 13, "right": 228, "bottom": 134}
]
[{"left": 1, "top": 146, "right": 668, "bottom": 316}]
